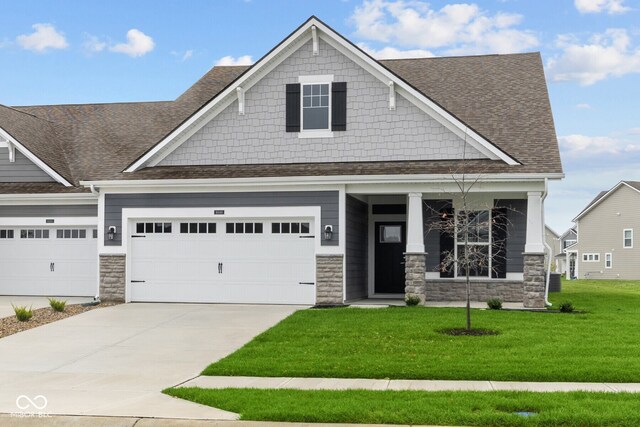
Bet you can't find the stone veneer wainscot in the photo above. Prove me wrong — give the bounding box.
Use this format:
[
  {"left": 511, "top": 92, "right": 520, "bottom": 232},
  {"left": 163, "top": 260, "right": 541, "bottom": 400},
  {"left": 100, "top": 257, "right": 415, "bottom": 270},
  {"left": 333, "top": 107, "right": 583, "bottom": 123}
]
[
  {"left": 316, "top": 254, "right": 344, "bottom": 305},
  {"left": 99, "top": 255, "right": 126, "bottom": 302}
]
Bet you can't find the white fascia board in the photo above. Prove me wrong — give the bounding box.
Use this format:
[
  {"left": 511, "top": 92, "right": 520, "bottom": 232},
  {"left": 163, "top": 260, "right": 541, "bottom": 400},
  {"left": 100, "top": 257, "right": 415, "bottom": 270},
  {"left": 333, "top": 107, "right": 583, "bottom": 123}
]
[
  {"left": 126, "top": 27, "right": 313, "bottom": 172},
  {"left": 82, "top": 173, "right": 561, "bottom": 191},
  {"left": 572, "top": 181, "right": 639, "bottom": 222},
  {"left": 0, "top": 193, "right": 97, "bottom": 205},
  {"left": 0, "top": 126, "right": 72, "bottom": 186},
  {"left": 313, "top": 27, "right": 519, "bottom": 166}
]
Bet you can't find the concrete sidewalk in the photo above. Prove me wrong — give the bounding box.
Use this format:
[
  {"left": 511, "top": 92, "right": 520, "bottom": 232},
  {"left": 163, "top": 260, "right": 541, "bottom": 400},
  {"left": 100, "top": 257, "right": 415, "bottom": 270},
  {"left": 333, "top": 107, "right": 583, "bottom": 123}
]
[
  {"left": 181, "top": 375, "right": 640, "bottom": 393},
  {"left": 0, "top": 415, "right": 437, "bottom": 427}
]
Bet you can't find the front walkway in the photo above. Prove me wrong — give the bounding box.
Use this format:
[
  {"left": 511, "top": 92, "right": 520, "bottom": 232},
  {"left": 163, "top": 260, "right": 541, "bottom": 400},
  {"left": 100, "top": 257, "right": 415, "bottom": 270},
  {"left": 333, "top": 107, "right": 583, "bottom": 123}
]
[{"left": 182, "top": 375, "right": 640, "bottom": 393}]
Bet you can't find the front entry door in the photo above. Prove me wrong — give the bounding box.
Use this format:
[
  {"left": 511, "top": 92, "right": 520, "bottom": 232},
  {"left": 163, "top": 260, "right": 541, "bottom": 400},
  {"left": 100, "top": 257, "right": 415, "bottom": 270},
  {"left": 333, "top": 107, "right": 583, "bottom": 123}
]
[{"left": 374, "top": 222, "right": 406, "bottom": 294}]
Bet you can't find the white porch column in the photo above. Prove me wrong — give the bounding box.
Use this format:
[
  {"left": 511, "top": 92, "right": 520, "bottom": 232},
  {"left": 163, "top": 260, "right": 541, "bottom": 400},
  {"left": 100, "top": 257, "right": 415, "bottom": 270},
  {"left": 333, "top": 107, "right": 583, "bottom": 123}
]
[
  {"left": 406, "top": 192, "right": 425, "bottom": 253},
  {"left": 524, "top": 191, "right": 545, "bottom": 254}
]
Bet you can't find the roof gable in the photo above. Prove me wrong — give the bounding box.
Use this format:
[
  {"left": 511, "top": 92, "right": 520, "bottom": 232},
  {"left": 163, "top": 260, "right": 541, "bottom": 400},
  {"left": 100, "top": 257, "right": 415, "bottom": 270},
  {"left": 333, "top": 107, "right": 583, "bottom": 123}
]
[
  {"left": 573, "top": 181, "right": 640, "bottom": 222},
  {"left": 125, "top": 16, "right": 519, "bottom": 172},
  {"left": 0, "top": 105, "right": 72, "bottom": 186}
]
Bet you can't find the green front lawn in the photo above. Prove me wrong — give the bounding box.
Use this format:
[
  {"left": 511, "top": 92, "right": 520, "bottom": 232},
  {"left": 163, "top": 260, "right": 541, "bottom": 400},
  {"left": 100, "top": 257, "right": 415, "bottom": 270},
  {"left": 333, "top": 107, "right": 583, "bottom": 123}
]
[
  {"left": 165, "top": 388, "right": 640, "bottom": 427},
  {"left": 203, "top": 280, "right": 640, "bottom": 382}
]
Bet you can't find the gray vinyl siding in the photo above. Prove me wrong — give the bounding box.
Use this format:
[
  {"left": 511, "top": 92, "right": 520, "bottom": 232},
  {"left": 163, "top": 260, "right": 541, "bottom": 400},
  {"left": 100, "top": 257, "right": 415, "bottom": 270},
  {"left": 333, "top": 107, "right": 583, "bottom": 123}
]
[
  {"left": 423, "top": 199, "right": 527, "bottom": 273},
  {"left": 105, "top": 191, "right": 339, "bottom": 246},
  {"left": 345, "top": 195, "right": 368, "bottom": 300},
  {"left": 0, "top": 204, "right": 97, "bottom": 217},
  {"left": 158, "top": 38, "right": 485, "bottom": 167},
  {"left": 495, "top": 199, "right": 527, "bottom": 273},
  {"left": 423, "top": 200, "right": 451, "bottom": 272},
  {"left": 0, "top": 150, "right": 55, "bottom": 182}
]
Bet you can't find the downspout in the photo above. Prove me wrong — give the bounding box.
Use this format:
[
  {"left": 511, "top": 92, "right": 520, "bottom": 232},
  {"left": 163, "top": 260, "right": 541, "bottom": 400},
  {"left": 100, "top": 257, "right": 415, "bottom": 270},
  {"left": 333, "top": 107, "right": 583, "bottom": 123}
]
[
  {"left": 541, "top": 178, "right": 552, "bottom": 307},
  {"left": 89, "top": 184, "right": 98, "bottom": 195}
]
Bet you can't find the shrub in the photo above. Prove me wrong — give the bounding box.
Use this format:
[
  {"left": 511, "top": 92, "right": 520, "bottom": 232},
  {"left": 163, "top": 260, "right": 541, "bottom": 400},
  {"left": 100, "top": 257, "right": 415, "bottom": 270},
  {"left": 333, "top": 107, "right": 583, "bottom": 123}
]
[
  {"left": 12, "top": 304, "right": 33, "bottom": 322},
  {"left": 559, "top": 301, "right": 574, "bottom": 313},
  {"left": 487, "top": 298, "right": 502, "bottom": 310},
  {"left": 48, "top": 297, "right": 67, "bottom": 312},
  {"left": 405, "top": 295, "right": 421, "bottom": 306}
]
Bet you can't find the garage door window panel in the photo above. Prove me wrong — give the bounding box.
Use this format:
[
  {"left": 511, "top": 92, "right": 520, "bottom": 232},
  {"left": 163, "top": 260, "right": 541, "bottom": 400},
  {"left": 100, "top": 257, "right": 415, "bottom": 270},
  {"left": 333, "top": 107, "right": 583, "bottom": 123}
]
[
  {"left": 0, "top": 230, "right": 14, "bottom": 239},
  {"left": 137, "top": 222, "right": 172, "bottom": 234},
  {"left": 21, "top": 229, "right": 50, "bottom": 239}
]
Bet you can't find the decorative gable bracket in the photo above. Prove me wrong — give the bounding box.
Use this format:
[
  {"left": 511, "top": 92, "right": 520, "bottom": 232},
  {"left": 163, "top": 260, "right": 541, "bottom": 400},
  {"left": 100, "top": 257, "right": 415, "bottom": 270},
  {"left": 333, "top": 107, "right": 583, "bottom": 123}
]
[
  {"left": 237, "top": 87, "right": 245, "bottom": 115},
  {"left": 388, "top": 81, "right": 396, "bottom": 111},
  {"left": 0, "top": 137, "right": 15, "bottom": 162}
]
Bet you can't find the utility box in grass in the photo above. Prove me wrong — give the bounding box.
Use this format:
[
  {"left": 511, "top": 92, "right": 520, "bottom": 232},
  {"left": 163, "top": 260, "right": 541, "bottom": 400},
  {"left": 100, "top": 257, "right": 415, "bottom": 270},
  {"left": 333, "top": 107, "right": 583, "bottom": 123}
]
[{"left": 549, "top": 273, "right": 562, "bottom": 292}]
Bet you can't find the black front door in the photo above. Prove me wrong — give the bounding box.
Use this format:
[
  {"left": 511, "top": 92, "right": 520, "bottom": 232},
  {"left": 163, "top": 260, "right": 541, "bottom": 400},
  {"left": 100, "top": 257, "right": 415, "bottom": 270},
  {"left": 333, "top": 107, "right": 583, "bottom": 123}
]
[{"left": 374, "top": 222, "right": 406, "bottom": 294}]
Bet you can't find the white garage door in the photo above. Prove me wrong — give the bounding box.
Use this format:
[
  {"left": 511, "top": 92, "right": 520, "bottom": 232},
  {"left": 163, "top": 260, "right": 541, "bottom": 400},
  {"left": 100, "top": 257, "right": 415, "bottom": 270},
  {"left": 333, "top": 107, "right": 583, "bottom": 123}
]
[
  {"left": 0, "top": 227, "right": 98, "bottom": 297},
  {"left": 129, "top": 218, "right": 316, "bottom": 304}
]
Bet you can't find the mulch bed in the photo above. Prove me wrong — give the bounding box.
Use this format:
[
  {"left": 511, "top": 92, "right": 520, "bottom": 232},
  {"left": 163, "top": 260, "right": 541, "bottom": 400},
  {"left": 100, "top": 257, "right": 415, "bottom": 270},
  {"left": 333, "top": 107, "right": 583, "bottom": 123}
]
[
  {"left": 0, "top": 303, "right": 119, "bottom": 339},
  {"left": 440, "top": 328, "right": 500, "bottom": 336}
]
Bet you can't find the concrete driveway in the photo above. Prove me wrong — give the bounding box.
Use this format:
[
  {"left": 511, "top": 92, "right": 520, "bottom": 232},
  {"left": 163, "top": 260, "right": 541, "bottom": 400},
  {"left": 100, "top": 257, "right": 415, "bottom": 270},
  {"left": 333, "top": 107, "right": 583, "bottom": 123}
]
[{"left": 0, "top": 303, "right": 300, "bottom": 419}]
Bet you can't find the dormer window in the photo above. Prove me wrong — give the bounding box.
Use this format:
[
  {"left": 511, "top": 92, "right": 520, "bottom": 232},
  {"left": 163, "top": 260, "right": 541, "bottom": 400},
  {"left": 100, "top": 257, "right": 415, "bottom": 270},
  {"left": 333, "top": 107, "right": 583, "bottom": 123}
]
[{"left": 285, "top": 75, "right": 346, "bottom": 138}]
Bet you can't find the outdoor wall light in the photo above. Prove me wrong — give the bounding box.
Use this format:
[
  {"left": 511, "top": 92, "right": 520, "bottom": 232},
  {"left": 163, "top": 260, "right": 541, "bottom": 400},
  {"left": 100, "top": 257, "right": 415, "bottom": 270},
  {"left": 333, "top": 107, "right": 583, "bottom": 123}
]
[
  {"left": 107, "top": 226, "right": 117, "bottom": 241},
  {"left": 324, "top": 225, "right": 333, "bottom": 241}
]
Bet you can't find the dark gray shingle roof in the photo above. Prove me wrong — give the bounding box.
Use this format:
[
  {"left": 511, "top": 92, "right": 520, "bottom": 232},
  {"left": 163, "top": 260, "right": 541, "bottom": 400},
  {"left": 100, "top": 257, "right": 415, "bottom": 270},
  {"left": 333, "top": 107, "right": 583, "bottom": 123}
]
[{"left": 3, "top": 52, "right": 561, "bottom": 187}]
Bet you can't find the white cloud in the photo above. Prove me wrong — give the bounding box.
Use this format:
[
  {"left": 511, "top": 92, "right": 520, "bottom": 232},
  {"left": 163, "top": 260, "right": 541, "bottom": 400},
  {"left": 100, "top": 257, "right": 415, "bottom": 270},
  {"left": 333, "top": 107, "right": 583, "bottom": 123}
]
[
  {"left": 215, "top": 55, "right": 253, "bottom": 66},
  {"left": 350, "top": 0, "right": 538, "bottom": 55},
  {"left": 109, "top": 29, "right": 155, "bottom": 57},
  {"left": 181, "top": 50, "right": 193, "bottom": 61},
  {"left": 560, "top": 133, "right": 640, "bottom": 156},
  {"left": 576, "top": 103, "right": 591, "bottom": 109},
  {"left": 574, "top": 0, "right": 630, "bottom": 14},
  {"left": 16, "top": 23, "right": 68, "bottom": 52},
  {"left": 357, "top": 42, "right": 434, "bottom": 59},
  {"left": 82, "top": 34, "right": 107, "bottom": 54},
  {"left": 546, "top": 29, "right": 640, "bottom": 85}
]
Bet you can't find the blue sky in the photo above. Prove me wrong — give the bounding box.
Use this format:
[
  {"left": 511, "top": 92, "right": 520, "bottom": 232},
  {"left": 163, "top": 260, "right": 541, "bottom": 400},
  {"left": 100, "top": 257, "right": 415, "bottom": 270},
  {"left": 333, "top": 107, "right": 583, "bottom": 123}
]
[{"left": 1, "top": 0, "right": 639, "bottom": 233}]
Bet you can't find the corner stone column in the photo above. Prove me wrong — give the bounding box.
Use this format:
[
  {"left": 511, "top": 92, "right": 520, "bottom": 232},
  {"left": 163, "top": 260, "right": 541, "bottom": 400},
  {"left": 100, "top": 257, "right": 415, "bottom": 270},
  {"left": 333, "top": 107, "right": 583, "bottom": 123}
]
[
  {"left": 99, "top": 255, "right": 126, "bottom": 303},
  {"left": 405, "top": 253, "right": 427, "bottom": 304},
  {"left": 523, "top": 253, "right": 545, "bottom": 308},
  {"left": 316, "top": 254, "right": 344, "bottom": 305}
]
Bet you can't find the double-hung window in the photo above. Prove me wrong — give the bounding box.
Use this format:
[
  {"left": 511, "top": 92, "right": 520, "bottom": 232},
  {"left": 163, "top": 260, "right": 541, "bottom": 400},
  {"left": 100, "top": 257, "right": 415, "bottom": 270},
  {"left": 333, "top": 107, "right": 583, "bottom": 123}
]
[
  {"left": 302, "top": 84, "right": 329, "bottom": 131},
  {"left": 623, "top": 229, "right": 633, "bottom": 248},
  {"left": 285, "top": 76, "right": 347, "bottom": 137},
  {"left": 456, "top": 210, "right": 491, "bottom": 277}
]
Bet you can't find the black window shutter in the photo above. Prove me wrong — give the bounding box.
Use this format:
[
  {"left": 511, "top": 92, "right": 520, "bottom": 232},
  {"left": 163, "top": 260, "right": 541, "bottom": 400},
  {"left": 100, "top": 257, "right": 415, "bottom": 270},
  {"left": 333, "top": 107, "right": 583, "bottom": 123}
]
[
  {"left": 331, "top": 82, "right": 347, "bottom": 131},
  {"left": 285, "top": 83, "right": 300, "bottom": 132},
  {"left": 491, "top": 207, "right": 508, "bottom": 279},
  {"left": 439, "top": 207, "right": 455, "bottom": 278}
]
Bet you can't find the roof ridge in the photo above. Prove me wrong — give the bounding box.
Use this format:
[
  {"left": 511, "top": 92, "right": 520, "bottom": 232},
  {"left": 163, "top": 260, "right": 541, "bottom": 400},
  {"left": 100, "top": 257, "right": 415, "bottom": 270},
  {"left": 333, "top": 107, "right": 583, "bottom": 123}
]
[
  {"left": 379, "top": 52, "right": 540, "bottom": 61},
  {"left": 0, "top": 103, "right": 50, "bottom": 122},
  {"left": 13, "top": 100, "right": 173, "bottom": 109}
]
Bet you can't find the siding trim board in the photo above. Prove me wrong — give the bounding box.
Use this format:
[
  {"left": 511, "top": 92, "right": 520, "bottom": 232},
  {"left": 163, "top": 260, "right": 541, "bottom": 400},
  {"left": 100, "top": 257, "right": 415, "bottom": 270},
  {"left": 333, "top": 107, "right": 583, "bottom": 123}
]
[
  {"left": 105, "top": 191, "right": 339, "bottom": 247},
  {"left": 0, "top": 204, "right": 98, "bottom": 217}
]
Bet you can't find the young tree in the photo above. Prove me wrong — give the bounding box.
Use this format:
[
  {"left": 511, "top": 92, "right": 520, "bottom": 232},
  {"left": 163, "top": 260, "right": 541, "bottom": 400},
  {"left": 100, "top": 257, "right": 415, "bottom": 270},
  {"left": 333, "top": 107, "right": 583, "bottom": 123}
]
[{"left": 425, "top": 173, "right": 509, "bottom": 332}]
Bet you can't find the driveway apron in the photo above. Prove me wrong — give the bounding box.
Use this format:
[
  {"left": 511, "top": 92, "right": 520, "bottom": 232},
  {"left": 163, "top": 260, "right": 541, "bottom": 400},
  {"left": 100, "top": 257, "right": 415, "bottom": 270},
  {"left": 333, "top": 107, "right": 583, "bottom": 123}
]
[{"left": 0, "top": 303, "right": 300, "bottom": 419}]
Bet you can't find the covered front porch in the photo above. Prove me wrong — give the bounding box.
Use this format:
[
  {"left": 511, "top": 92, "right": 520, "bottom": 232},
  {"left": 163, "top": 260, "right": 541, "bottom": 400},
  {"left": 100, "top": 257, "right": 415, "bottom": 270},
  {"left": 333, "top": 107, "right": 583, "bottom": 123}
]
[{"left": 342, "top": 184, "right": 548, "bottom": 308}]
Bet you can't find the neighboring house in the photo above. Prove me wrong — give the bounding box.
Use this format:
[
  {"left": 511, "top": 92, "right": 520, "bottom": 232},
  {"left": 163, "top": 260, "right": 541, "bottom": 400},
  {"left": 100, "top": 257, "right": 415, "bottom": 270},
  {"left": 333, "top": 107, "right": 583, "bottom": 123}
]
[
  {"left": 0, "top": 17, "right": 563, "bottom": 308},
  {"left": 544, "top": 225, "right": 561, "bottom": 270},
  {"left": 569, "top": 181, "right": 640, "bottom": 280},
  {"left": 556, "top": 227, "right": 577, "bottom": 278}
]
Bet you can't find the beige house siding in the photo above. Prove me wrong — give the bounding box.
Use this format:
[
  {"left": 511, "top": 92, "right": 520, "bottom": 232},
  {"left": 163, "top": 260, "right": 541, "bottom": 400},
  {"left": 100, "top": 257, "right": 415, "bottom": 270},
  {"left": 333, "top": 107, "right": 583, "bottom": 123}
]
[
  {"left": 574, "top": 184, "right": 640, "bottom": 280},
  {"left": 544, "top": 226, "right": 561, "bottom": 270}
]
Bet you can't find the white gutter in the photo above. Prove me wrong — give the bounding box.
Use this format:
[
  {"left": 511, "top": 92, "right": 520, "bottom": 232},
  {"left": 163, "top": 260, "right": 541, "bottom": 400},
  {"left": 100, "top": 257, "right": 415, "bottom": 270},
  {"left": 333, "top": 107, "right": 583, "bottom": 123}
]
[
  {"left": 541, "top": 177, "right": 552, "bottom": 307},
  {"left": 80, "top": 173, "right": 565, "bottom": 189}
]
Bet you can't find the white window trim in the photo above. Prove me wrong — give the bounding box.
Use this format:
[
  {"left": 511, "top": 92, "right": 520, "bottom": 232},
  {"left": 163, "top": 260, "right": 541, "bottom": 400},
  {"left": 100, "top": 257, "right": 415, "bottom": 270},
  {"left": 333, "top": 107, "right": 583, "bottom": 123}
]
[
  {"left": 298, "top": 75, "right": 334, "bottom": 138},
  {"left": 623, "top": 228, "right": 633, "bottom": 249},
  {"left": 582, "top": 253, "right": 600, "bottom": 262},
  {"left": 605, "top": 253, "right": 612, "bottom": 269}
]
